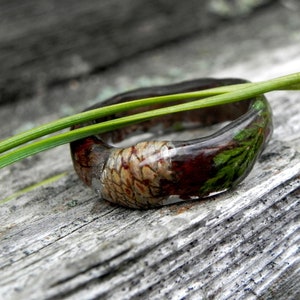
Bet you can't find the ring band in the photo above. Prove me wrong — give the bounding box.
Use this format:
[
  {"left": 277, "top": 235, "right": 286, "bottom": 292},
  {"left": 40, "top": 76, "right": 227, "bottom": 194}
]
[{"left": 70, "top": 78, "right": 273, "bottom": 209}]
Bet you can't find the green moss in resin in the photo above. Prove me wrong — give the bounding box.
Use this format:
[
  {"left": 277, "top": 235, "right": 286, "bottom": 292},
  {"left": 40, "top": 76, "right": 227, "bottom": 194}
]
[{"left": 199, "top": 98, "right": 269, "bottom": 195}]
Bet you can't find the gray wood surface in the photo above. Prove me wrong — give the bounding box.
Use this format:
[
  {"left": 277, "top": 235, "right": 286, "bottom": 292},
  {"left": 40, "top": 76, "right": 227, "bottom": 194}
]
[
  {"left": 0, "top": 2, "right": 300, "bottom": 300},
  {"left": 0, "top": 0, "right": 272, "bottom": 104}
]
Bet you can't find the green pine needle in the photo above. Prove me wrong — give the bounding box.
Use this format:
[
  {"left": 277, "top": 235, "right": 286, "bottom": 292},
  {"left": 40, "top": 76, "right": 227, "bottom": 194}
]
[{"left": 0, "top": 72, "right": 300, "bottom": 169}]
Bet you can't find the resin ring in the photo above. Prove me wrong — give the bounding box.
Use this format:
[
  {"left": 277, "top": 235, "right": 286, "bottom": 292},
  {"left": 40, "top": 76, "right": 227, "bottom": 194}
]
[{"left": 70, "top": 78, "right": 272, "bottom": 209}]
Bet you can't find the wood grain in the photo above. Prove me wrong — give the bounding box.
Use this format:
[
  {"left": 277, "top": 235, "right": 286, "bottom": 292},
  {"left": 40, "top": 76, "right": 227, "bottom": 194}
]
[
  {"left": 0, "top": 0, "right": 272, "bottom": 103},
  {"left": 0, "top": 2, "right": 300, "bottom": 299}
]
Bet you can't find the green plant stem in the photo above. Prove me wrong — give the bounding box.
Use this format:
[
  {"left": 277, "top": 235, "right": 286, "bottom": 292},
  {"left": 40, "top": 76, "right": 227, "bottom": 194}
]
[
  {"left": 1, "top": 76, "right": 300, "bottom": 155},
  {"left": 0, "top": 83, "right": 247, "bottom": 154},
  {"left": 0, "top": 72, "right": 300, "bottom": 169}
]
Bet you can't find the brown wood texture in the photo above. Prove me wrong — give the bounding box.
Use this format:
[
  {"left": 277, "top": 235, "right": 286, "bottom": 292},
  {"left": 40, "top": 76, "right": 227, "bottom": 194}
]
[{"left": 0, "top": 2, "right": 300, "bottom": 299}]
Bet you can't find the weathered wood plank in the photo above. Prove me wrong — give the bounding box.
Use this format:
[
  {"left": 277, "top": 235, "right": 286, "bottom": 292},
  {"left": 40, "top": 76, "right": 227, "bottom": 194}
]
[
  {"left": 0, "top": 0, "right": 272, "bottom": 103},
  {"left": 0, "top": 142, "right": 299, "bottom": 299},
  {"left": 1, "top": 2, "right": 300, "bottom": 300}
]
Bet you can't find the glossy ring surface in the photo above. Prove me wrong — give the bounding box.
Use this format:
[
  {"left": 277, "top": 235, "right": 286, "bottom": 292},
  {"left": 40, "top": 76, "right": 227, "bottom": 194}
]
[{"left": 70, "top": 78, "right": 272, "bottom": 209}]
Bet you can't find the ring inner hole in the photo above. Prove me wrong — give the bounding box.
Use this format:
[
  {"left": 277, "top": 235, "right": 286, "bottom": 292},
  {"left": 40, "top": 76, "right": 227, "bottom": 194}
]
[{"left": 98, "top": 100, "right": 252, "bottom": 147}]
